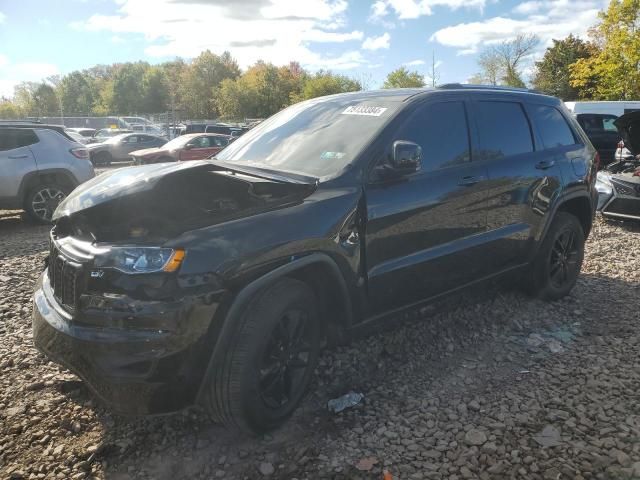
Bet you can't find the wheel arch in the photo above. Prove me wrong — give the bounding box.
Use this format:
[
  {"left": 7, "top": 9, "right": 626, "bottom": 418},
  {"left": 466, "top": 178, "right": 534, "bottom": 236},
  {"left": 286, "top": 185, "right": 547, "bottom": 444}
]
[
  {"left": 553, "top": 193, "right": 594, "bottom": 239},
  {"left": 18, "top": 169, "right": 79, "bottom": 206},
  {"left": 195, "top": 253, "right": 353, "bottom": 405}
]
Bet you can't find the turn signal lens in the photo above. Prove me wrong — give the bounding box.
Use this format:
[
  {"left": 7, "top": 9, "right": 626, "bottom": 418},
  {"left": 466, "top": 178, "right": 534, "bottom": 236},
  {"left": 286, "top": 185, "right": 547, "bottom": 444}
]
[{"left": 163, "top": 248, "right": 185, "bottom": 272}]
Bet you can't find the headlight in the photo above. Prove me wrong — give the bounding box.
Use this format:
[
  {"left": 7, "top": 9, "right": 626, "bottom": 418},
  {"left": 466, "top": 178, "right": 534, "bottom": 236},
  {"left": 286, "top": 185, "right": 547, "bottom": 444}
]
[
  {"left": 595, "top": 174, "right": 613, "bottom": 195},
  {"left": 94, "top": 247, "right": 185, "bottom": 274}
]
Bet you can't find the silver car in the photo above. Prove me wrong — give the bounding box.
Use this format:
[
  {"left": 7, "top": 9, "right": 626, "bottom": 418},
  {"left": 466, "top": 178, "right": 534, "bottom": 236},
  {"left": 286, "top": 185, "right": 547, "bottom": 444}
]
[
  {"left": 0, "top": 125, "right": 95, "bottom": 223},
  {"left": 87, "top": 133, "right": 167, "bottom": 165}
]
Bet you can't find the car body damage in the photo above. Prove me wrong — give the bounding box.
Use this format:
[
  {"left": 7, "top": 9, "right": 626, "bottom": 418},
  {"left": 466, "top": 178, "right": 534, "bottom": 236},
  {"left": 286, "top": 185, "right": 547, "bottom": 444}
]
[{"left": 596, "top": 111, "right": 640, "bottom": 220}]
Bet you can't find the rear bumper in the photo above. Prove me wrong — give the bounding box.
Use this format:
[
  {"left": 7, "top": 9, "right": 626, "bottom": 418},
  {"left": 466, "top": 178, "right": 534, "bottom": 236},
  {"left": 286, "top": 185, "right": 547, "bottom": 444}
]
[{"left": 32, "top": 271, "right": 223, "bottom": 415}]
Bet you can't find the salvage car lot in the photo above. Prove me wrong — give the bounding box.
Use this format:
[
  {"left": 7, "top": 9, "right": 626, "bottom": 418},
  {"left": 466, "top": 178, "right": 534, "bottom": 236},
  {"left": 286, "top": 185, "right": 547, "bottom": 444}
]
[{"left": 1, "top": 203, "right": 639, "bottom": 478}]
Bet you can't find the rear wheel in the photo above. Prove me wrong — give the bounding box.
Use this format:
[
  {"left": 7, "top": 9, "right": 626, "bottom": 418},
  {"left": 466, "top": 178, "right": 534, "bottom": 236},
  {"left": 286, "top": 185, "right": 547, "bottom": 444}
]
[
  {"left": 93, "top": 151, "right": 111, "bottom": 166},
  {"left": 525, "top": 212, "right": 585, "bottom": 300},
  {"left": 204, "top": 278, "right": 321, "bottom": 434},
  {"left": 24, "top": 183, "right": 68, "bottom": 224}
]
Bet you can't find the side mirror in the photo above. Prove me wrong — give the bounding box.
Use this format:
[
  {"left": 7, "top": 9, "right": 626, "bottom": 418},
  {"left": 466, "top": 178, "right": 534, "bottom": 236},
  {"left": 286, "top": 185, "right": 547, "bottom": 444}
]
[
  {"left": 184, "top": 144, "right": 194, "bottom": 150},
  {"left": 390, "top": 140, "right": 422, "bottom": 175}
]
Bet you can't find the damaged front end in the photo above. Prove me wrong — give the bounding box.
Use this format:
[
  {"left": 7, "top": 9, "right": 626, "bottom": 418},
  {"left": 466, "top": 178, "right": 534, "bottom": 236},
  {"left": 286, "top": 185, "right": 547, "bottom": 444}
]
[
  {"left": 33, "top": 161, "right": 318, "bottom": 414},
  {"left": 597, "top": 112, "right": 640, "bottom": 220}
]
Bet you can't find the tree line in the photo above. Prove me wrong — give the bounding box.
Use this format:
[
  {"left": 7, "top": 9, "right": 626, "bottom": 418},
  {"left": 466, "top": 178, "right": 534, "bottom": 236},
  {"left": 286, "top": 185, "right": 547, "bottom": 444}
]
[
  {"left": 0, "top": 52, "right": 363, "bottom": 121},
  {"left": 472, "top": 0, "right": 640, "bottom": 101},
  {"left": 1, "top": 0, "right": 638, "bottom": 121}
]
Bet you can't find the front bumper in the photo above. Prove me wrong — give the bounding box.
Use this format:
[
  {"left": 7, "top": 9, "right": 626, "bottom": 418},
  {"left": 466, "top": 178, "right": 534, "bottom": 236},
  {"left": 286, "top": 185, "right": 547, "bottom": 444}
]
[
  {"left": 597, "top": 176, "right": 640, "bottom": 221},
  {"left": 32, "top": 271, "right": 223, "bottom": 415}
]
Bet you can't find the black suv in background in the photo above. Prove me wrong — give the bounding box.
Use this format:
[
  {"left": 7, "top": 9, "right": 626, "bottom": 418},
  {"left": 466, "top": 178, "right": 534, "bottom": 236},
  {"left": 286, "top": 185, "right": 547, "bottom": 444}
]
[{"left": 33, "top": 86, "right": 597, "bottom": 433}]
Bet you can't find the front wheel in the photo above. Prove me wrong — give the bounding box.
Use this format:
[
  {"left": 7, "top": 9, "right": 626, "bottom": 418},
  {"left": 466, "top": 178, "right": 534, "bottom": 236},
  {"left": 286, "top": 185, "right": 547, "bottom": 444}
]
[
  {"left": 525, "top": 212, "right": 585, "bottom": 300},
  {"left": 203, "top": 278, "right": 321, "bottom": 434}
]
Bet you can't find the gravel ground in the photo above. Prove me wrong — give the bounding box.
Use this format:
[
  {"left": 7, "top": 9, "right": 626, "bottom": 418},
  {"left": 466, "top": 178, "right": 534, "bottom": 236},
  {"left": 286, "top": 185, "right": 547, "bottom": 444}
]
[{"left": 1, "top": 207, "right": 639, "bottom": 480}]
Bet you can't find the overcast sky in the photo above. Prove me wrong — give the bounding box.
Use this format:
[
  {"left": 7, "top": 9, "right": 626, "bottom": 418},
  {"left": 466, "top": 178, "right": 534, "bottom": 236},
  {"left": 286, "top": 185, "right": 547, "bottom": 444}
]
[{"left": 0, "top": 0, "right": 609, "bottom": 97}]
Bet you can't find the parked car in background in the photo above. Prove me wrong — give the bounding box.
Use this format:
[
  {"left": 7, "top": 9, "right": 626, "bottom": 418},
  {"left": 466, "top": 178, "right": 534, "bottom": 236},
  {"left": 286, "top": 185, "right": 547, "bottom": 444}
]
[
  {"left": 575, "top": 113, "right": 621, "bottom": 166},
  {"left": 129, "top": 123, "right": 167, "bottom": 137},
  {"left": 130, "top": 133, "right": 231, "bottom": 164},
  {"left": 93, "top": 128, "right": 133, "bottom": 143},
  {"left": 0, "top": 124, "right": 93, "bottom": 222},
  {"left": 33, "top": 86, "right": 597, "bottom": 434},
  {"left": 65, "top": 129, "right": 93, "bottom": 145},
  {"left": 87, "top": 133, "right": 167, "bottom": 165},
  {"left": 67, "top": 127, "right": 97, "bottom": 139},
  {"left": 205, "top": 124, "right": 248, "bottom": 137},
  {"left": 597, "top": 111, "right": 640, "bottom": 221}
]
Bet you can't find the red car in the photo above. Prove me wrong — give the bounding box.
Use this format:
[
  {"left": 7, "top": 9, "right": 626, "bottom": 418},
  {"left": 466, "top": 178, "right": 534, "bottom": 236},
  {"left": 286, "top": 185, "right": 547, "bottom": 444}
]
[{"left": 130, "top": 133, "right": 231, "bottom": 164}]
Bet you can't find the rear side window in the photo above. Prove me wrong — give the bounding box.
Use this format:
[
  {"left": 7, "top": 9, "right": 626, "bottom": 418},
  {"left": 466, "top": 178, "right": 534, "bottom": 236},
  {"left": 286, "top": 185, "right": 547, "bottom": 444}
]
[
  {"left": 0, "top": 129, "right": 39, "bottom": 151},
  {"left": 475, "top": 101, "right": 533, "bottom": 160},
  {"left": 399, "top": 101, "right": 470, "bottom": 171},
  {"left": 530, "top": 105, "right": 576, "bottom": 149}
]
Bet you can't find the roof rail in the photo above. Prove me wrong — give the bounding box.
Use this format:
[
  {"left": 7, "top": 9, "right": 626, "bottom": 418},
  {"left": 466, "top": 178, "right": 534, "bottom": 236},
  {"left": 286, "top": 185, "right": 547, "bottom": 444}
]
[
  {"left": 0, "top": 119, "right": 42, "bottom": 124},
  {"left": 438, "top": 83, "right": 542, "bottom": 94}
]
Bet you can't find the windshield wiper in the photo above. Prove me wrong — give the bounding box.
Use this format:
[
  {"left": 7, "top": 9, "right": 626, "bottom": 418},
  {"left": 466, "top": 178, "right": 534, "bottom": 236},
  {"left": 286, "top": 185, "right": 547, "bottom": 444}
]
[{"left": 208, "top": 159, "right": 318, "bottom": 185}]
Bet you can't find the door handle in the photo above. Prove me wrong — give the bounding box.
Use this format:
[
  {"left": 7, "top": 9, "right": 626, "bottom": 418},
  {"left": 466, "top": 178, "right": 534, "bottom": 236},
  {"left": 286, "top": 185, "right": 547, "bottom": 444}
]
[
  {"left": 535, "top": 160, "right": 556, "bottom": 170},
  {"left": 8, "top": 154, "right": 28, "bottom": 159},
  {"left": 458, "top": 175, "right": 485, "bottom": 186}
]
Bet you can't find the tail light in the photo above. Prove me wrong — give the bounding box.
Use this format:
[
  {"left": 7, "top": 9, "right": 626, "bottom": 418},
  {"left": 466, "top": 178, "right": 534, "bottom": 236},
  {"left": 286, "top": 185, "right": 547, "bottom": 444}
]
[
  {"left": 618, "top": 140, "right": 625, "bottom": 149},
  {"left": 69, "top": 148, "right": 89, "bottom": 159}
]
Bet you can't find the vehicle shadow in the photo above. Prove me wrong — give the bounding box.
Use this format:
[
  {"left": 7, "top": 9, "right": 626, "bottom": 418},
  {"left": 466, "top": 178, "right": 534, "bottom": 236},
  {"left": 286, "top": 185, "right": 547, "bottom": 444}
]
[{"left": 59, "top": 269, "right": 639, "bottom": 479}]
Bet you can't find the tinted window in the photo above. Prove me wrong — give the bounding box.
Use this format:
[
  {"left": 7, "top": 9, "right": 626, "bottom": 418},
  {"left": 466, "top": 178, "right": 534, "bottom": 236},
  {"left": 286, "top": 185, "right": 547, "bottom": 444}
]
[
  {"left": 398, "top": 101, "right": 470, "bottom": 171},
  {"left": 475, "top": 101, "right": 533, "bottom": 160},
  {"left": 603, "top": 116, "right": 618, "bottom": 132},
  {"left": 0, "top": 129, "right": 38, "bottom": 151},
  {"left": 530, "top": 105, "right": 576, "bottom": 149}
]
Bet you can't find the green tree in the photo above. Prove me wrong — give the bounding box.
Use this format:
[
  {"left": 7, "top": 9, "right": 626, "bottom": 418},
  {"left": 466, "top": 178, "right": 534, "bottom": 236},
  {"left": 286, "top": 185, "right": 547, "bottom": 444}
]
[
  {"left": 532, "top": 35, "right": 594, "bottom": 100},
  {"left": 0, "top": 99, "right": 21, "bottom": 119},
  {"left": 570, "top": 0, "right": 640, "bottom": 99},
  {"left": 182, "top": 50, "right": 240, "bottom": 118},
  {"left": 141, "top": 67, "right": 169, "bottom": 113},
  {"left": 60, "top": 71, "right": 96, "bottom": 115},
  {"left": 382, "top": 67, "right": 425, "bottom": 88},
  {"left": 474, "top": 34, "right": 539, "bottom": 87},
  {"left": 296, "top": 70, "right": 361, "bottom": 100},
  {"left": 109, "top": 62, "right": 148, "bottom": 114}
]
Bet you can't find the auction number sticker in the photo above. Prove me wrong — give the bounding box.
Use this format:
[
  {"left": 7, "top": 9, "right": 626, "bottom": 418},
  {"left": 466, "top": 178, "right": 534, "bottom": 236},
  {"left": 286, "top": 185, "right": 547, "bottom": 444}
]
[{"left": 341, "top": 105, "right": 387, "bottom": 116}]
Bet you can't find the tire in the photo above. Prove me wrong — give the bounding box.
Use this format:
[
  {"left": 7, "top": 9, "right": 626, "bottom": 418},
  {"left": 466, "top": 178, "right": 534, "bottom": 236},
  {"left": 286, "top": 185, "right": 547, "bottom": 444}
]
[
  {"left": 204, "top": 278, "right": 321, "bottom": 434},
  {"left": 93, "top": 151, "right": 111, "bottom": 166},
  {"left": 525, "top": 212, "right": 585, "bottom": 301},
  {"left": 24, "top": 183, "right": 69, "bottom": 224}
]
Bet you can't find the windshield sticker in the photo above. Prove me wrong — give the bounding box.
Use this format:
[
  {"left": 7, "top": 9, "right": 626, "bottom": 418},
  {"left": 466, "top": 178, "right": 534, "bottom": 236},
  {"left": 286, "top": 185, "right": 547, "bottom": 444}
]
[
  {"left": 341, "top": 105, "right": 387, "bottom": 117},
  {"left": 320, "top": 151, "right": 346, "bottom": 160}
]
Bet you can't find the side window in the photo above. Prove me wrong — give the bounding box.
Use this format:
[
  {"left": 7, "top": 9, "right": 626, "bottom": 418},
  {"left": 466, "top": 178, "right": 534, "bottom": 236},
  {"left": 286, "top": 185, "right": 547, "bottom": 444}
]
[
  {"left": 530, "top": 105, "right": 576, "bottom": 149},
  {"left": 16, "top": 130, "right": 39, "bottom": 148},
  {"left": 398, "top": 101, "right": 470, "bottom": 171},
  {"left": 603, "top": 116, "right": 618, "bottom": 132},
  {"left": 475, "top": 101, "right": 533, "bottom": 160},
  {"left": 0, "top": 130, "right": 14, "bottom": 151}
]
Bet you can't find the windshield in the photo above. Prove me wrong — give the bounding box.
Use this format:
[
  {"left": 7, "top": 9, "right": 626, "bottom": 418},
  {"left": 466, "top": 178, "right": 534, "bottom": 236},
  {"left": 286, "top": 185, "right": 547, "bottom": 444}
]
[{"left": 215, "top": 96, "right": 399, "bottom": 178}]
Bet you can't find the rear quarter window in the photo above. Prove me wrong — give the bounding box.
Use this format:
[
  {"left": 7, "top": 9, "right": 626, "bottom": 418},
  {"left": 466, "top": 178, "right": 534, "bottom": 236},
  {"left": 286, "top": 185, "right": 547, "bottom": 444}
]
[{"left": 529, "top": 105, "right": 577, "bottom": 149}]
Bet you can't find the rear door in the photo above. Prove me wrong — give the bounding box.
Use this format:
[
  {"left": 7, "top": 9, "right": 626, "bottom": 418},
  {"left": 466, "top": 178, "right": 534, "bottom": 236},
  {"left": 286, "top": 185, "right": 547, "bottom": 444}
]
[
  {"left": 365, "top": 98, "right": 491, "bottom": 313},
  {"left": 0, "top": 129, "right": 39, "bottom": 201},
  {"left": 471, "top": 99, "right": 564, "bottom": 271}
]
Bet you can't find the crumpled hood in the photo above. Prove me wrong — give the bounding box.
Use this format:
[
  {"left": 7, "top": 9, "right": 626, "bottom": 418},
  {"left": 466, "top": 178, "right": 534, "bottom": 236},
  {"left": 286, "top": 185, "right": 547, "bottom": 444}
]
[
  {"left": 53, "top": 161, "right": 212, "bottom": 221},
  {"left": 52, "top": 160, "right": 317, "bottom": 243},
  {"left": 614, "top": 111, "right": 640, "bottom": 156}
]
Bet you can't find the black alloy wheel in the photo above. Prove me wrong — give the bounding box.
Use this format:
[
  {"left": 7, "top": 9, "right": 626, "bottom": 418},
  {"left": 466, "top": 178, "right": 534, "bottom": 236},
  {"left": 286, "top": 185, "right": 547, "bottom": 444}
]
[{"left": 549, "top": 228, "right": 580, "bottom": 289}]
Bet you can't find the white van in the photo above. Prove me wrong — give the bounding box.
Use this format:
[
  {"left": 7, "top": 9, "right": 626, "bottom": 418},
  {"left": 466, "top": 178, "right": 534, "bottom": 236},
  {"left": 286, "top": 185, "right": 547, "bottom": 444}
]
[{"left": 565, "top": 101, "right": 640, "bottom": 116}]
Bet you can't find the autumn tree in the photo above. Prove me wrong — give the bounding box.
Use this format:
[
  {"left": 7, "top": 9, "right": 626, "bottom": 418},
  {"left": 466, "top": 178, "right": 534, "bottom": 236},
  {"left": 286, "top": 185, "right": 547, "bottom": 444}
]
[
  {"left": 532, "top": 35, "right": 594, "bottom": 100},
  {"left": 298, "top": 70, "right": 361, "bottom": 100},
  {"left": 0, "top": 99, "right": 21, "bottom": 119},
  {"left": 474, "top": 34, "right": 539, "bottom": 87},
  {"left": 382, "top": 67, "right": 425, "bottom": 88},
  {"left": 570, "top": 0, "right": 640, "bottom": 99}
]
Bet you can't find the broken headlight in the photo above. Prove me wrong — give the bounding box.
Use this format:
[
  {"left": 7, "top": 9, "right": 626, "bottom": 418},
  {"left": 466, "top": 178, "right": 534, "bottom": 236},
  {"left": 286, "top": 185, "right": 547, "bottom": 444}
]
[
  {"left": 94, "top": 247, "right": 185, "bottom": 274},
  {"left": 595, "top": 175, "right": 613, "bottom": 195}
]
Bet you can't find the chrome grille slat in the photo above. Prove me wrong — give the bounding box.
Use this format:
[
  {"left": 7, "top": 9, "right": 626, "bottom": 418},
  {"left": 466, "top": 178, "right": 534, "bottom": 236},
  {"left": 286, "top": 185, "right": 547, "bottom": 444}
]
[{"left": 49, "top": 241, "right": 85, "bottom": 313}]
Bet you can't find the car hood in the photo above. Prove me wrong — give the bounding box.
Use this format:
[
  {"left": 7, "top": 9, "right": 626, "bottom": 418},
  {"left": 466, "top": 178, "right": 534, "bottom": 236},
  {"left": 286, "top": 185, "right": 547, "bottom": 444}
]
[
  {"left": 614, "top": 111, "right": 640, "bottom": 155},
  {"left": 87, "top": 142, "right": 109, "bottom": 150},
  {"left": 52, "top": 161, "right": 317, "bottom": 243},
  {"left": 130, "top": 147, "right": 164, "bottom": 157}
]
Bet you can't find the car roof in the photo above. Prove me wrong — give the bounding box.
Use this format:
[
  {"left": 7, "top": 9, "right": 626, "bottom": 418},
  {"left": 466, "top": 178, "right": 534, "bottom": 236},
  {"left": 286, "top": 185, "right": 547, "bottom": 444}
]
[{"left": 0, "top": 123, "right": 74, "bottom": 141}]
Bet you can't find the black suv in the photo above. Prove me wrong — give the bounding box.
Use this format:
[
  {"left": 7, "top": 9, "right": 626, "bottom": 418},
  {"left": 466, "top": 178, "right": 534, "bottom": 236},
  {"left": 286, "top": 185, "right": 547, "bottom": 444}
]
[{"left": 33, "top": 86, "right": 597, "bottom": 433}]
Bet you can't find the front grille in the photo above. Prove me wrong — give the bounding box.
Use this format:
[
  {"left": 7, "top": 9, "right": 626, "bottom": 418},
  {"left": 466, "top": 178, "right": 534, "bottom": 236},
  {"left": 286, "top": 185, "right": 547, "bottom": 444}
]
[
  {"left": 612, "top": 179, "right": 640, "bottom": 197},
  {"left": 603, "top": 198, "right": 640, "bottom": 218},
  {"left": 48, "top": 242, "right": 85, "bottom": 312}
]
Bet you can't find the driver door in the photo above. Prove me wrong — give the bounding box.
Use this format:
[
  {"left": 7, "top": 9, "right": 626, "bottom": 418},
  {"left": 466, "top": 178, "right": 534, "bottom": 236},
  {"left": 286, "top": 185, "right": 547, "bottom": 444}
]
[{"left": 365, "top": 98, "right": 491, "bottom": 314}]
